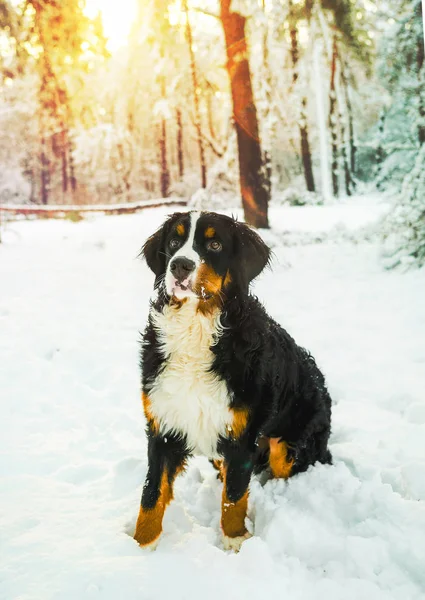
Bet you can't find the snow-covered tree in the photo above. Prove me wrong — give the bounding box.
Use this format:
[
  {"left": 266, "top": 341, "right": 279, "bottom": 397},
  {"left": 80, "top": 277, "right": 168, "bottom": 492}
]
[
  {"left": 374, "top": 0, "right": 424, "bottom": 189},
  {"left": 384, "top": 144, "right": 425, "bottom": 268}
]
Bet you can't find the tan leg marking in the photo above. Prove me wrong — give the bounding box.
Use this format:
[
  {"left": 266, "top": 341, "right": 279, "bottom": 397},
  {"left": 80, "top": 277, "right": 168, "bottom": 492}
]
[
  {"left": 269, "top": 438, "right": 294, "bottom": 479},
  {"left": 229, "top": 407, "right": 249, "bottom": 439},
  {"left": 134, "top": 469, "right": 173, "bottom": 547},
  {"left": 221, "top": 466, "right": 249, "bottom": 539}
]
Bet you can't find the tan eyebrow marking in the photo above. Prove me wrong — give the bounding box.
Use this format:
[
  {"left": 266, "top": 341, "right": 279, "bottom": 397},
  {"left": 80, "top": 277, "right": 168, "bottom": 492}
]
[
  {"left": 176, "top": 223, "right": 185, "bottom": 236},
  {"left": 205, "top": 226, "right": 215, "bottom": 238}
]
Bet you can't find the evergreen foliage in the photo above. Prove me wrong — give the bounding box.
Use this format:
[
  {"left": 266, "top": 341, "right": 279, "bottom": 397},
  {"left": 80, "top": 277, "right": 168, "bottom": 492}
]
[{"left": 384, "top": 144, "right": 425, "bottom": 268}]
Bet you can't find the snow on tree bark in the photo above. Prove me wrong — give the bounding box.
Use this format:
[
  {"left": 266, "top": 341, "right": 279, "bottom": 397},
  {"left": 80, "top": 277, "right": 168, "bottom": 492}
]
[
  {"left": 258, "top": 0, "right": 273, "bottom": 202},
  {"left": 176, "top": 108, "right": 184, "bottom": 179},
  {"left": 374, "top": 109, "right": 386, "bottom": 189},
  {"left": 417, "top": 29, "right": 425, "bottom": 145},
  {"left": 385, "top": 144, "right": 425, "bottom": 268},
  {"left": 159, "top": 110, "right": 170, "bottom": 199},
  {"left": 68, "top": 134, "right": 77, "bottom": 193},
  {"left": 300, "top": 99, "right": 315, "bottom": 192},
  {"left": 288, "top": 2, "right": 315, "bottom": 193},
  {"left": 313, "top": 34, "right": 331, "bottom": 202},
  {"left": 339, "top": 58, "right": 356, "bottom": 179},
  {"left": 339, "top": 106, "right": 352, "bottom": 196},
  {"left": 40, "top": 134, "right": 50, "bottom": 205},
  {"left": 329, "top": 35, "right": 339, "bottom": 198},
  {"left": 183, "top": 0, "right": 207, "bottom": 189}
]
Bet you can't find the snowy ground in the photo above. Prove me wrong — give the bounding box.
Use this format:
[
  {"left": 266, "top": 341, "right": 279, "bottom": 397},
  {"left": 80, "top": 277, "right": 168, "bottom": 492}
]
[{"left": 1, "top": 198, "right": 425, "bottom": 600}]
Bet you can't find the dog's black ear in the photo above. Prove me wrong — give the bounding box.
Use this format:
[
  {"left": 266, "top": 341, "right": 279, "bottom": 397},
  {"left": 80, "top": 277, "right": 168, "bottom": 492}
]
[
  {"left": 233, "top": 220, "right": 271, "bottom": 288},
  {"left": 142, "top": 227, "right": 165, "bottom": 277},
  {"left": 141, "top": 213, "right": 183, "bottom": 281}
]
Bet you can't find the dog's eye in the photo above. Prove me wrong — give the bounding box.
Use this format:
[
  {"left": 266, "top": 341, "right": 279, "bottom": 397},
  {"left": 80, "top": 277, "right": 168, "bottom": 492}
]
[
  {"left": 207, "top": 240, "right": 222, "bottom": 252},
  {"left": 169, "top": 238, "right": 181, "bottom": 249}
]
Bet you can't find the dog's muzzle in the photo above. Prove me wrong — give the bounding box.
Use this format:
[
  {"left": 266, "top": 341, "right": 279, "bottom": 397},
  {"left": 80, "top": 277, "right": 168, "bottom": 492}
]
[{"left": 168, "top": 257, "right": 197, "bottom": 297}]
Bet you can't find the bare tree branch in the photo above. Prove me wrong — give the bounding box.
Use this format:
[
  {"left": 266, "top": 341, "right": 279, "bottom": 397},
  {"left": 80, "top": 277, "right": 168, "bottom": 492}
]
[
  {"left": 202, "top": 132, "right": 227, "bottom": 158},
  {"left": 188, "top": 118, "right": 226, "bottom": 158},
  {"left": 191, "top": 7, "right": 220, "bottom": 19}
]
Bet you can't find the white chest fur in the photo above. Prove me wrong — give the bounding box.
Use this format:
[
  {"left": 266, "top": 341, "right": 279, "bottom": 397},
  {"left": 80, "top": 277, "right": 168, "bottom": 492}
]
[{"left": 149, "top": 299, "right": 232, "bottom": 458}]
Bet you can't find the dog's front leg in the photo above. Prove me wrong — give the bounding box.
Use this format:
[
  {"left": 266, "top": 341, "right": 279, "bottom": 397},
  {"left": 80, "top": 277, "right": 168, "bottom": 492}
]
[
  {"left": 134, "top": 429, "right": 188, "bottom": 548},
  {"left": 220, "top": 446, "right": 254, "bottom": 551}
]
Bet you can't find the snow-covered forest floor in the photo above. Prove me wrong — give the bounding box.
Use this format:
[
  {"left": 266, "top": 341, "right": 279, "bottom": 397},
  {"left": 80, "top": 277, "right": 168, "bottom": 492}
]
[{"left": 1, "top": 197, "right": 425, "bottom": 600}]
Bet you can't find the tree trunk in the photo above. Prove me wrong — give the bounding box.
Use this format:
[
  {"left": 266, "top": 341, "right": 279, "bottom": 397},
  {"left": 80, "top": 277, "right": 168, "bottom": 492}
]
[
  {"left": 339, "top": 109, "right": 352, "bottom": 196},
  {"left": 375, "top": 109, "right": 386, "bottom": 188},
  {"left": 40, "top": 135, "right": 50, "bottom": 205},
  {"left": 300, "top": 99, "right": 315, "bottom": 192},
  {"left": 417, "top": 36, "right": 425, "bottom": 145},
  {"left": 337, "top": 55, "right": 353, "bottom": 196},
  {"left": 260, "top": 1, "right": 273, "bottom": 202},
  {"left": 159, "top": 74, "right": 170, "bottom": 198},
  {"left": 68, "top": 133, "right": 77, "bottom": 193},
  {"left": 117, "top": 141, "right": 132, "bottom": 202},
  {"left": 340, "top": 60, "right": 356, "bottom": 177},
  {"left": 288, "top": 5, "right": 315, "bottom": 192},
  {"left": 207, "top": 88, "right": 217, "bottom": 142},
  {"left": 289, "top": 0, "right": 298, "bottom": 87},
  {"left": 183, "top": 0, "right": 207, "bottom": 188},
  {"left": 159, "top": 117, "right": 170, "bottom": 198},
  {"left": 329, "top": 35, "right": 339, "bottom": 197},
  {"left": 220, "top": 0, "right": 269, "bottom": 228},
  {"left": 61, "top": 128, "right": 68, "bottom": 194},
  {"left": 176, "top": 108, "right": 184, "bottom": 179},
  {"left": 313, "top": 35, "right": 331, "bottom": 201},
  {"left": 30, "top": 164, "right": 36, "bottom": 203}
]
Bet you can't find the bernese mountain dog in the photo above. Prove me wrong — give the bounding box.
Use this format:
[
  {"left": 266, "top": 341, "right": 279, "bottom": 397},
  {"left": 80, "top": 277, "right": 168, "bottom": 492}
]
[{"left": 134, "top": 210, "right": 332, "bottom": 551}]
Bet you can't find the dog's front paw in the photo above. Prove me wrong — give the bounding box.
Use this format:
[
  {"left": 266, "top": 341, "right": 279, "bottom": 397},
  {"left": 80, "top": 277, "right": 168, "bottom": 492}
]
[
  {"left": 222, "top": 531, "right": 252, "bottom": 552},
  {"left": 134, "top": 534, "right": 160, "bottom": 551},
  {"left": 133, "top": 517, "right": 162, "bottom": 550},
  {"left": 133, "top": 529, "right": 161, "bottom": 550}
]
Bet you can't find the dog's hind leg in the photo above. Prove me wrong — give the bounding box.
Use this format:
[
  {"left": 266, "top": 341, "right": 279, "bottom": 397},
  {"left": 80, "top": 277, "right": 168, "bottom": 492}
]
[{"left": 268, "top": 438, "right": 295, "bottom": 479}]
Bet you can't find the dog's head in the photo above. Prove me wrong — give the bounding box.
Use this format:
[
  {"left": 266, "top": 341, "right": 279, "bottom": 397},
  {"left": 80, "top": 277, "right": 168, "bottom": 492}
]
[{"left": 142, "top": 211, "right": 270, "bottom": 305}]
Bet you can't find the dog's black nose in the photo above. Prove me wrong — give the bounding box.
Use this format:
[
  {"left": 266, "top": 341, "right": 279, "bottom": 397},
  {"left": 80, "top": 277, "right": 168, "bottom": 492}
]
[{"left": 170, "top": 257, "right": 196, "bottom": 281}]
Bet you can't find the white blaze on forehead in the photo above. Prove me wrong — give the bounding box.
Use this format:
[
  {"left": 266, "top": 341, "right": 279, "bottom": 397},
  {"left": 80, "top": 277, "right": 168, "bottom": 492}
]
[
  {"left": 172, "top": 211, "right": 201, "bottom": 265},
  {"left": 165, "top": 211, "right": 202, "bottom": 297}
]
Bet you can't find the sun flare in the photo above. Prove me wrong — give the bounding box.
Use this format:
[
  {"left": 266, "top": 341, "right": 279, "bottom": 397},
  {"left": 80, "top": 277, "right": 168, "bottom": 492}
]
[{"left": 85, "top": 0, "right": 139, "bottom": 51}]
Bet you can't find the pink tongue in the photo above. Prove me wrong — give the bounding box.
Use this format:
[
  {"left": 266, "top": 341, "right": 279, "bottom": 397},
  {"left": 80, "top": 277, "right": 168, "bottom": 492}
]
[{"left": 179, "top": 278, "right": 190, "bottom": 290}]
